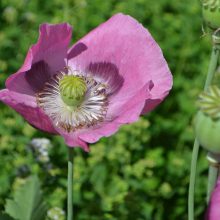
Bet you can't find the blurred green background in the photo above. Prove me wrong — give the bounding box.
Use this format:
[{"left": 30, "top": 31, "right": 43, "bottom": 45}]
[{"left": 0, "top": 0, "right": 213, "bottom": 219}]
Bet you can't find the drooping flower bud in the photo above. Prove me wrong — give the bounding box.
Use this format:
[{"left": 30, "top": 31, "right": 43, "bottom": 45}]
[
  {"left": 202, "top": 0, "right": 220, "bottom": 30},
  {"left": 195, "top": 86, "right": 220, "bottom": 153}
]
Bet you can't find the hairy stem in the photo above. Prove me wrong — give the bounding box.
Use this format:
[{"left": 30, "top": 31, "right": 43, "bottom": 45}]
[
  {"left": 68, "top": 147, "right": 74, "bottom": 220},
  {"left": 188, "top": 46, "right": 220, "bottom": 220}
]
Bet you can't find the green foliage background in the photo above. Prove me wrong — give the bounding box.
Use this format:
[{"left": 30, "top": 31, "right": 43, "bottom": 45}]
[{"left": 0, "top": 0, "right": 212, "bottom": 219}]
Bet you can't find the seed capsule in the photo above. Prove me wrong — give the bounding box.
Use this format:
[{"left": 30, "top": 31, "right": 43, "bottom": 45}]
[
  {"left": 202, "top": 0, "right": 220, "bottom": 30},
  {"left": 196, "top": 111, "right": 220, "bottom": 153},
  {"left": 59, "top": 75, "right": 87, "bottom": 107},
  {"left": 195, "top": 86, "right": 220, "bottom": 153}
]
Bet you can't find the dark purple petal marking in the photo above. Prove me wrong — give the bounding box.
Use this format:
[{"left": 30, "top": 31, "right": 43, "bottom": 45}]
[
  {"left": 6, "top": 23, "right": 72, "bottom": 96},
  {"left": 25, "top": 61, "right": 52, "bottom": 94},
  {"left": 86, "top": 62, "right": 124, "bottom": 96}
]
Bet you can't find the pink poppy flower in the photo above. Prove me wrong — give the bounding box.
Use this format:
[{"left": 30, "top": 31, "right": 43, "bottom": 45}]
[
  {"left": 206, "top": 178, "right": 220, "bottom": 220},
  {"left": 0, "top": 13, "right": 172, "bottom": 152}
]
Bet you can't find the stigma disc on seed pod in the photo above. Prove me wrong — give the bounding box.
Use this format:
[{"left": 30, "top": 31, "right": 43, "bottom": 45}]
[
  {"left": 202, "top": 0, "right": 220, "bottom": 30},
  {"left": 59, "top": 75, "right": 87, "bottom": 107}
]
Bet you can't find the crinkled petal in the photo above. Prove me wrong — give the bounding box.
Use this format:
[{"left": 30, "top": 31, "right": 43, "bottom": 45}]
[
  {"left": 66, "top": 13, "right": 172, "bottom": 146},
  {"left": 206, "top": 178, "right": 220, "bottom": 220},
  {"left": 6, "top": 23, "right": 72, "bottom": 95},
  {"left": 54, "top": 127, "right": 89, "bottom": 152},
  {"left": 68, "top": 13, "right": 172, "bottom": 116},
  {"left": 0, "top": 89, "right": 57, "bottom": 133},
  {"left": 78, "top": 83, "right": 150, "bottom": 143},
  {"left": 52, "top": 83, "right": 149, "bottom": 149}
]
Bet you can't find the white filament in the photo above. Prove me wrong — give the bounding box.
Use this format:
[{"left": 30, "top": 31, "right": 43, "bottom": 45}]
[{"left": 37, "top": 68, "right": 108, "bottom": 132}]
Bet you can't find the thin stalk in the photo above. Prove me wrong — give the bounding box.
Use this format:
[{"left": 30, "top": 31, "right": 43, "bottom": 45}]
[
  {"left": 68, "top": 147, "right": 74, "bottom": 220},
  {"left": 188, "top": 46, "right": 220, "bottom": 220},
  {"left": 188, "top": 139, "right": 200, "bottom": 220},
  {"left": 206, "top": 165, "right": 219, "bottom": 204},
  {"left": 204, "top": 46, "right": 220, "bottom": 91}
]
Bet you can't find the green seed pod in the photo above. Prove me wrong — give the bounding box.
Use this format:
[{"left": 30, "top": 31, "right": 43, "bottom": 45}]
[
  {"left": 202, "top": 0, "right": 220, "bottom": 30},
  {"left": 59, "top": 75, "right": 87, "bottom": 107},
  {"left": 195, "top": 86, "right": 220, "bottom": 153},
  {"left": 195, "top": 111, "right": 220, "bottom": 153}
]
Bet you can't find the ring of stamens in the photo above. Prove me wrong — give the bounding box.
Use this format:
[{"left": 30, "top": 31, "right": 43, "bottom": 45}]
[{"left": 36, "top": 68, "right": 108, "bottom": 132}]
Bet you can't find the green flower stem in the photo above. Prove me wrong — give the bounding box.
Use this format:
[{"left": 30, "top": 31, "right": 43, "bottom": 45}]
[
  {"left": 188, "top": 45, "right": 220, "bottom": 220},
  {"left": 188, "top": 139, "right": 200, "bottom": 220},
  {"left": 207, "top": 165, "right": 219, "bottom": 203},
  {"left": 204, "top": 46, "right": 220, "bottom": 91},
  {"left": 68, "top": 147, "right": 74, "bottom": 220}
]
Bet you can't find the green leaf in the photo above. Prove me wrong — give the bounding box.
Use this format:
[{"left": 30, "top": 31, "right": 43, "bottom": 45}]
[
  {"left": 0, "top": 213, "right": 14, "bottom": 220},
  {"left": 5, "top": 176, "right": 47, "bottom": 220}
]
